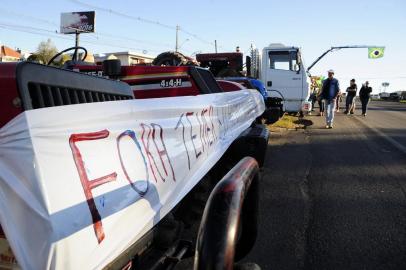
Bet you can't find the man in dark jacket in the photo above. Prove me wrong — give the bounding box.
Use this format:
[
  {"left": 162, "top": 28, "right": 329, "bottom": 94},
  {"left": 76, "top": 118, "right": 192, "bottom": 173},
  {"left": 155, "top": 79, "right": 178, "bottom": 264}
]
[
  {"left": 321, "top": 69, "right": 340, "bottom": 128},
  {"left": 359, "top": 81, "right": 372, "bottom": 116}
]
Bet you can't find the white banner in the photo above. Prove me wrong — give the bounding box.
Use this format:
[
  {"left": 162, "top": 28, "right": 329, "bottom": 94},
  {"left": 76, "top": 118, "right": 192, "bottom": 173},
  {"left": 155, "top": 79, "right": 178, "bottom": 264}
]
[{"left": 0, "top": 90, "right": 264, "bottom": 270}]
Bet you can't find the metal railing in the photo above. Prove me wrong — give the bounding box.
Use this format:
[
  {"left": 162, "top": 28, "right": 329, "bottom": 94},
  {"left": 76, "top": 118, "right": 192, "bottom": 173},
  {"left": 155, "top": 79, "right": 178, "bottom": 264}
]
[{"left": 194, "top": 157, "right": 260, "bottom": 270}]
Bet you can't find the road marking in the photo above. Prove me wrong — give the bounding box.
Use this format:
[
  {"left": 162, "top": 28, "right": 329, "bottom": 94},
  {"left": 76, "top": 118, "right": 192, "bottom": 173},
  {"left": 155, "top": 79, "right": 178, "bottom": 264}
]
[{"left": 352, "top": 116, "right": 406, "bottom": 156}]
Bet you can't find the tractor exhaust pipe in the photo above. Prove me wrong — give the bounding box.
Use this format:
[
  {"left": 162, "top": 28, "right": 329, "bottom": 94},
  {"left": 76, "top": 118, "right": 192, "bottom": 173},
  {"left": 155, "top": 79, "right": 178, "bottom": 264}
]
[{"left": 194, "top": 157, "right": 260, "bottom": 270}]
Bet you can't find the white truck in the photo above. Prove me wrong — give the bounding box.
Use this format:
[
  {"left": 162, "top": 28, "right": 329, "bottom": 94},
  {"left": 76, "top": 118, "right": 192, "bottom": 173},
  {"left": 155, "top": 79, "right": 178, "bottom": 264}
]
[
  {"left": 251, "top": 44, "right": 385, "bottom": 115},
  {"left": 257, "top": 43, "right": 312, "bottom": 114}
]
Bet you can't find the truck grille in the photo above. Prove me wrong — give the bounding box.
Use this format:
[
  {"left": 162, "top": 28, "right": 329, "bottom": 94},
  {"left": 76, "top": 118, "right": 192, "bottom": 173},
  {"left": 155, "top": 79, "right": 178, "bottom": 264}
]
[{"left": 28, "top": 82, "right": 132, "bottom": 109}]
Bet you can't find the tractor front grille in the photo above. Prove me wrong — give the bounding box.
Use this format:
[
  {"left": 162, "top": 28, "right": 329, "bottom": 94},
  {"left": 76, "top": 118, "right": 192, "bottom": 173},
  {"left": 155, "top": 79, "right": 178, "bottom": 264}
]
[
  {"left": 15, "top": 62, "right": 134, "bottom": 111},
  {"left": 28, "top": 82, "right": 132, "bottom": 109}
]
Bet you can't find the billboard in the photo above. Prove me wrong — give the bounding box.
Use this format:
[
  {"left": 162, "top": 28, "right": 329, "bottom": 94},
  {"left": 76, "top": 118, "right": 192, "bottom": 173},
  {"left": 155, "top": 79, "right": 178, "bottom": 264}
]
[{"left": 60, "top": 11, "right": 95, "bottom": 34}]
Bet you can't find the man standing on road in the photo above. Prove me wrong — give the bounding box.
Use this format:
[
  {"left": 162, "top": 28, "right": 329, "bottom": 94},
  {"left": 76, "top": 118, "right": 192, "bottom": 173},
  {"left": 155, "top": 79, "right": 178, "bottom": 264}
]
[
  {"left": 345, "top": 79, "right": 358, "bottom": 114},
  {"left": 321, "top": 69, "right": 340, "bottom": 128},
  {"left": 359, "top": 81, "right": 372, "bottom": 116}
]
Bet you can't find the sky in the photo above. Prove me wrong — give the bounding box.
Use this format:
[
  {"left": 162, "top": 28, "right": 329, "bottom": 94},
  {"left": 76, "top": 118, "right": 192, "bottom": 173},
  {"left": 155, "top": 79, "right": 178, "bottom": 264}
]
[{"left": 0, "top": 0, "right": 405, "bottom": 93}]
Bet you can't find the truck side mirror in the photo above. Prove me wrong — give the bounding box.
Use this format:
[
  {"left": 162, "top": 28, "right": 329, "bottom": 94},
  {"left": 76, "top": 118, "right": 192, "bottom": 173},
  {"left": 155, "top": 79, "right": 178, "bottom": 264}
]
[{"left": 294, "top": 64, "right": 300, "bottom": 73}]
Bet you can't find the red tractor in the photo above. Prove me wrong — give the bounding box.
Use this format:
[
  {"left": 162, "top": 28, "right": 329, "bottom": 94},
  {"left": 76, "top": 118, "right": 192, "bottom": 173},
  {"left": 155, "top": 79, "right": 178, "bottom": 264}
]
[
  {"left": 0, "top": 47, "right": 268, "bottom": 270},
  {"left": 196, "top": 52, "right": 244, "bottom": 77},
  {"left": 196, "top": 52, "right": 283, "bottom": 124}
]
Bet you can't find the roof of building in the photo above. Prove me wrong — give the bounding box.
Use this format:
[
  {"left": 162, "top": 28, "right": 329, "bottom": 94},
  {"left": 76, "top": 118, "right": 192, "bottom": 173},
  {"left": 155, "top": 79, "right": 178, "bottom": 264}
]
[{"left": 1, "top": 45, "right": 21, "bottom": 58}]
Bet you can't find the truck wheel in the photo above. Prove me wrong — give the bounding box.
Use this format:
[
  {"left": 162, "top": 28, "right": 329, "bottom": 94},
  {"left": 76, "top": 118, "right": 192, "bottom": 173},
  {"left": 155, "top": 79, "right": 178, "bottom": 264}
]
[
  {"left": 228, "top": 124, "right": 269, "bottom": 168},
  {"left": 152, "top": 51, "right": 192, "bottom": 66}
]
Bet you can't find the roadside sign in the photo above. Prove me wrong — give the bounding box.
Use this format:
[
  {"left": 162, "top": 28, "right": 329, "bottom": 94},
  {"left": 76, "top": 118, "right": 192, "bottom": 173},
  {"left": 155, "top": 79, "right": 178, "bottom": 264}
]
[{"left": 60, "top": 11, "right": 95, "bottom": 34}]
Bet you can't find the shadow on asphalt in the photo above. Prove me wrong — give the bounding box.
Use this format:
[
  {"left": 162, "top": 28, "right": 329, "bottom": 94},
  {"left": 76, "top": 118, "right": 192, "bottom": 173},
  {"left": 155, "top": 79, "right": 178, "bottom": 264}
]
[
  {"left": 243, "top": 120, "right": 406, "bottom": 270},
  {"left": 294, "top": 118, "right": 313, "bottom": 127},
  {"left": 367, "top": 106, "right": 406, "bottom": 111}
]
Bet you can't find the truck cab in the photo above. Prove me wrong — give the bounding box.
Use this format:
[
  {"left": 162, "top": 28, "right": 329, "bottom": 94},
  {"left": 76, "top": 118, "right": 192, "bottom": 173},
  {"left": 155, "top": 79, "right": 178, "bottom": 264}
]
[{"left": 260, "top": 43, "right": 311, "bottom": 113}]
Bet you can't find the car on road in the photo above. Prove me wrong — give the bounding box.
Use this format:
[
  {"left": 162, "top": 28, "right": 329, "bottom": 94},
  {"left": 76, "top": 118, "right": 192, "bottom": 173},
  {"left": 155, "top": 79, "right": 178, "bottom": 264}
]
[
  {"left": 380, "top": 92, "right": 390, "bottom": 100},
  {"left": 399, "top": 91, "right": 406, "bottom": 101},
  {"left": 389, "top": 92, "right": 400, "bottom": 101}
]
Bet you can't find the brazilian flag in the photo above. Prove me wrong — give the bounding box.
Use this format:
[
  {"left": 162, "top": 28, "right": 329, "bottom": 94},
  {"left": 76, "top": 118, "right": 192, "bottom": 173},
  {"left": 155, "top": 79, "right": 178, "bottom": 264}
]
[{"left": 368, "top": 47, "right": 385, "bottom": 59}]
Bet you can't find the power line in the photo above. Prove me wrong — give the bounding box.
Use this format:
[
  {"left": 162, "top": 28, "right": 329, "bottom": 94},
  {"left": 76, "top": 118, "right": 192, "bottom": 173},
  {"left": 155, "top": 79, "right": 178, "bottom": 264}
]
[
  {"left": 178, "top": 27, "right": 214, "bottom": 46},
  {"left": 0, "top": 22, "right": 165, "bottom": 53},
  {"left": 0, "top": 22, "right": 74, "bottom": 45},
  {"left": 0, "top": 8, "right": 176, "bottom": 50},
  {"left": 0, "top": 8, "right": 59, "bottom": 27},
  {"left": 0, "top": 22, "right": 59, "bottom": 35},
  {"left": 91, "top": 32, "right": 174, "bottom": 50},
  {"left": 66, "top": 0, "right": 217, "bottom": 47},
  {"left": 67, "top": 0, "right": 175, "bottom": 29},
  {"left": 1, "top": 5, "right": 220, "bottom": 52}
]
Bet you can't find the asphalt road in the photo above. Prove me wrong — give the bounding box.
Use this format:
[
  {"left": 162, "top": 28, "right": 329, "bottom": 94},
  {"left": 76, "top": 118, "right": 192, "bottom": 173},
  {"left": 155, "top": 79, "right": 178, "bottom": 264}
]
[{"left": 244, "top": 101, "right": 406, "bottom": 270}]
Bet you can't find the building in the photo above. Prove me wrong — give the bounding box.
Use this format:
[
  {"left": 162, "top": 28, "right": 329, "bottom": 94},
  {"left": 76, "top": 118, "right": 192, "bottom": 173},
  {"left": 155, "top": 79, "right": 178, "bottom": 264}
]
[
  {"left": 70, "top": 52, "right": 95, "bottom": 63},
  {"left": 94, "top": 51, "right": 155, "bottom": 65},
  {"left": 0, "top": 45, "right": 21, "bottom": 62}
]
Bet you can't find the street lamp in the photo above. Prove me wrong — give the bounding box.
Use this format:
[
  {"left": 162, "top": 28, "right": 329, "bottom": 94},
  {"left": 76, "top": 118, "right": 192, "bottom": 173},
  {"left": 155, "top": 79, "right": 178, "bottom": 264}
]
[
  {"left": 178, "top": 39, "right": 190, "bottom": 50},
  {"left": 190, "top": 51, "right": 202, "bottom": 57},
  {"left": 381, "top": 82, "right": 390, "bottom": 93}
]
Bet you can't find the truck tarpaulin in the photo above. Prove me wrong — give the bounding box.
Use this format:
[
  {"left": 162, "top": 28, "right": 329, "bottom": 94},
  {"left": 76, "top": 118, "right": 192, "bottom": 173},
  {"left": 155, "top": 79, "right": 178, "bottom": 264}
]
[{"left": 0, "top": 90, "right": 264, "bottom": 270}]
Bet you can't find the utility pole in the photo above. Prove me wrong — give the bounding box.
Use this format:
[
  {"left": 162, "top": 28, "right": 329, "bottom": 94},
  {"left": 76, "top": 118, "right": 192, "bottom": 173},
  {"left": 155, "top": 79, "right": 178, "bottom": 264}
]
[
  {"left": 215, "top": 40, "right": 218, "bottom": 53},
  {"left": 74, "top": 30, "right": 80, "bottom": 61},
  {"left": 175, "top": 25, "right": 179, "bottom": 52}
]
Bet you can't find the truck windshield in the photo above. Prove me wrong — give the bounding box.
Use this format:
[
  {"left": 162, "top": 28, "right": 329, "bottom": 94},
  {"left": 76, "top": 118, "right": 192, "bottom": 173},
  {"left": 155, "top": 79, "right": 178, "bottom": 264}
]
[{"left": 268, "top": 50, "right": 298, "bottom": 71}]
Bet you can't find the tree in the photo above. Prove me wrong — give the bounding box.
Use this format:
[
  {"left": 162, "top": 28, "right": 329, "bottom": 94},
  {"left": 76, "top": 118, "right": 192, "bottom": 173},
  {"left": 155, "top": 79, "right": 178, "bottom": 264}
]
[
  {"left": 34, "top": 39, "right": 58, "bottom": 64},
  {"left": 58, "top": 54, "right": 72, "bottom": 66}
]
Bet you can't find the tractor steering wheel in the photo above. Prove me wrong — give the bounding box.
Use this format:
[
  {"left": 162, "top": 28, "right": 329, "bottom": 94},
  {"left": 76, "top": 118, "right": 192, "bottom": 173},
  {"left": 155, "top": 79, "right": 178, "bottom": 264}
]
[{"left": 47, "top": 46, "right": 88, "bottom": 66}]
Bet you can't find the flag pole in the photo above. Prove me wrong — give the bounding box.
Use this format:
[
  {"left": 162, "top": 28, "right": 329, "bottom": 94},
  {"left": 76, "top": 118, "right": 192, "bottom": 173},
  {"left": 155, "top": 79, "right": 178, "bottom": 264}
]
[{"left": 307, "top": 45, "right": 385, "bottom": 74}]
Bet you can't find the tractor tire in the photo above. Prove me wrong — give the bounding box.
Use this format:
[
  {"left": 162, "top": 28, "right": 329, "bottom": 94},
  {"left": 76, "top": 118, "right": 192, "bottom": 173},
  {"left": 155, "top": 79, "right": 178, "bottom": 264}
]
[
  {"left": 263, "top": 107, "right": 281, "bottom": 124},
  {"left": 152, "top": 51, "right": 191, "bottom": 66},
  {"left": 174, "top": 175, "right": 213, "bottom": 229}
]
